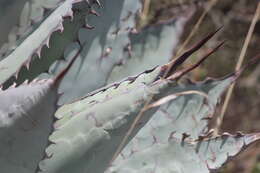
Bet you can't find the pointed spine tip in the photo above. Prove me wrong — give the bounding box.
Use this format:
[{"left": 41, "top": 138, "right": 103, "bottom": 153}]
[
  {"left": 169, "top": 41, "right": 225, "bottom": 80},
  {"left": 165, "top": 27, "right": 223, "bottom": 78}
]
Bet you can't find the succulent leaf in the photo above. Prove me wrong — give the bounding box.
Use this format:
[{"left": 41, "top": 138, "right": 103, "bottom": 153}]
[
  {"left": 108, "top": 52, "right": 260, "bottom": 173},
  {"left": 47, "top": 0, "right": 142, "bottom": 104},
  {"left": 108, "top": 11, "right": 193, "bottom": 83},
  {"left": 0, "top": 79, "right": 58, "bottom": 173},
  {"left": 0, "top": 44, "right": 79, "bottom": 173},
  {"left": 0, "top": 78, "right": 62, "bottom": 173},
  {"left": 0, "top": 0, "right": 63, "bottom": 59},
  {"left": 38, "top": 64, "right": 169, "bottom": 173},
  {"left": 113, "top": 72, "right": 238, "bottom": 168},
  {"left": 38, "top": 32, "right": 225, "bottom": 172},
  {"left": 130, "top": 74, "right": 237, "bottom": 143},
  {"left": 107, "top": 133, "right": 260, "bottom": 173},
  {"left": 0, "top": 0, "right": 90, "bottom": 88}
]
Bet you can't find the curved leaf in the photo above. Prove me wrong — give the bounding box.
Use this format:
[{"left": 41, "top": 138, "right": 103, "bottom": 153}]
[
  {"left": 108, "top": 13, "right": 193, "bottom": 83},
  {"left": 107, "top": 133, "right": 260, "bottom": 173},
  {"left": 38, "top": 65, "right": 166, "bottom": 173},
  {"left": 38, "top": 34, "right": 223, "bottom": 172},
  {"left": 0, "top": 0, "right": 91, "bottom": 88},
  {"left": 0, "top": 44, "right": 78, "bottom": 173},
  {"left": 0, "top": 79, "right": 59, "bottom": 173},
  {"left": 0, "top": 0, "right": 63, "bottom": 59},
  {"left": 47, "top": 0, "right": 142, "bottom": 104}
]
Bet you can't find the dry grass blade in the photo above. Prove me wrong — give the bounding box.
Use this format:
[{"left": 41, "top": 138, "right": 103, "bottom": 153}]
[
  {"left": 215, "top": 2, "right": 260, "bottom": 135},
  {"left": 174, "top": 0, "right": 218, "bottom": 58},
  {"left": 170, "top": 40, "right": 225, "bottom": 80},
  {"left": 144, "top": 90, "right": 209, "bottom": 111},
  {"left": 141, "top": 0, "right": 151, "bottom": 21},
  {"left": 164, "top": 27, "right": 222, "bottom": 78}
]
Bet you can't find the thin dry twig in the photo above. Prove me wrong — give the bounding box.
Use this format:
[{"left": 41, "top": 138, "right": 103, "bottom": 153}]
[
  {"left": 141, "top": 0, "right": 151, "bottom": 20},
  {"left": 144, "top": 90, "right": 209, "bottom": 110},
  {"left": 214, "top": 2, "right": 260, "bottom": 135},
  {"left": 174, "top": 0, "right": 218, "bottom": 58}
]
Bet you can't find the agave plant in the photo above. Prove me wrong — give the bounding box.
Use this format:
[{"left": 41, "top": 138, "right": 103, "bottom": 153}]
[{"left": 0, "top": 0, "right": 259, "bottom": 173}]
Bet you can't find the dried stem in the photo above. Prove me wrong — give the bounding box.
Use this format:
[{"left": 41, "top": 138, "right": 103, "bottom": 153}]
[
  {"left": 141, "top": 0, "right": 151, "bottom": 20},
  {"left": 214, "top": 2, "right": 260, "bottom": 135},
  {"left": 174, "top": 0, "right": 218, "bottom": 58}
]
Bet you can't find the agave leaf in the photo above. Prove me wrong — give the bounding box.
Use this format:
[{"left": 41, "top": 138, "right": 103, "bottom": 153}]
[
  {"left": 114, "top": 73, "right": 238, "bottom": 165},
  {"left": 38, "top": 32, "right": 223, "bottom": 172},
  {"left": 107, "top": 133, "right": 260, "bottom": 173},
  {"left": 108, "top": 11, "right": 193, "bottom": 83},
  {"left": 47, "top": 0, "right": 142, "bottom": 104},
  {"left": 126, "top": 73, "right": 238, "bottom": 147},
  {"left": 30, "top": 0, "right": 63, "bottom": 22},
  {"left": 0, "top": 0, "right": 63, "bottom": 59},
  {"left": 109, "top": 49, "right": 260, "bottom": 173},
  {"left": 53, "top": 28, "right": 221, "bottom": 127},
  {"left": 0, "top": 45, "right": 79, "bottom": 173},
  {"left": 0, "top": 0, "right": 92, "bottom": 88},
  {"left": 53, "top": 66, "right": 161, "bottom": 127},
  {"left": 38, "top": 65, "right": 169, "bottom": 173},
  {"left": 0, "top": 79, "right": 58, "bottom": 173}
]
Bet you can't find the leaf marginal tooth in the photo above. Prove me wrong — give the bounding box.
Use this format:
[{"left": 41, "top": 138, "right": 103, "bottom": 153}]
[{"left": 85, "top": 23, "right": 95, "bottom": 30}]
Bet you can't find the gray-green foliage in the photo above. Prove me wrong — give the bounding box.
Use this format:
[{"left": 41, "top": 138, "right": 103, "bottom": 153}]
[
  {"left": 0, "top": 0, "right": 259, "bottom": 173},
  {"left": 39, "top": 65, "right": 173, "bottom": 173},
  {"left": 47, "top": 0, "right": 142, "bottom": 104},
  {"left": 0, "top": 72, "right": 62, "bottom": 173},
  {"left": 109, "top": 73, "right": 243, "bottom": 172},
  {"left": 108, "top": 14, "right": 193, "bottom": 83},
  {"left": 0, "top": 0, "right": 62, "bottom": 59},
  {"left": 108, "top": 133, "right": 260, "bottom": 173},
  {"left": 0, "top": 0, "right": 91, "bottom": 88}
]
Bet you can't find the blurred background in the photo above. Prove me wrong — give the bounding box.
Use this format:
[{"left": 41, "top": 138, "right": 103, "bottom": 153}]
[{"left": 140, "top": 0, "right": 260, "bottom": 172}]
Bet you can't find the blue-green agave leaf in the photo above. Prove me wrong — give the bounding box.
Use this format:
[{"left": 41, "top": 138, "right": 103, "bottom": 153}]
[
  {"left": 126, "top": 74, "right": 237, "bottom": 146},
  {"left": 38, "top": 62, "right": 184, "bottom": 173},
  {"left": 0, "top": 79, "right": 58, "bottom": 173},
  {"left": 46, "top": 0, "right": 142, "bottom": 104},
  {"left": 0, "top": 0, "right": 93, "bottom": 88},
  {"left": 114, "top": 73, "right": 238, "bottom": 166},
  {"left": 34, "top": 28, "right": 225, "bottom": 173},
  {"left": 107, "top": 133, "right": 260, "bottom": 173},
  {"left": 0, "top": 0, "right": 63, "bottom": 59},
  {"left": 108, "top": 11, "right": 194, "bottom": 83},
  {"left": 38, "top": 35, "right": 223, "bottom": 172},
  {"left": 0, "top": 46, "right": 78, "bottom": 173}
]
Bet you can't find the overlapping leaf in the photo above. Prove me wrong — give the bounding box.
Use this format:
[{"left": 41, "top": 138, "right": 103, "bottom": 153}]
[
  {"left": 0, "top": 79, "right": 59, "bottom": 173},
  {"left": 38, "top": 30, "right": 225, "bottom": 173},
  {"left": 113, "top": 72, "right": 238, "bottom": 164},
  {"left": 0, "top": 0, "right": 94, "bottom": 88},
  {"left": 38, "top": 65, "right": 169, "bottom": 173},
  {"left": 47, "top": 0, "right": 142, "bottom": 104},
  {"left": 0, "top": 43, "right": 79, "bottom": 173},
  {"left": 107, "top": 133, "right": 260, "bottom": 173},
  {"left": 108, "top": 9, "right": 194, "bottom": 83},
  {"left": 0, "top": 0, "right": 63, "bottom": 59}
]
